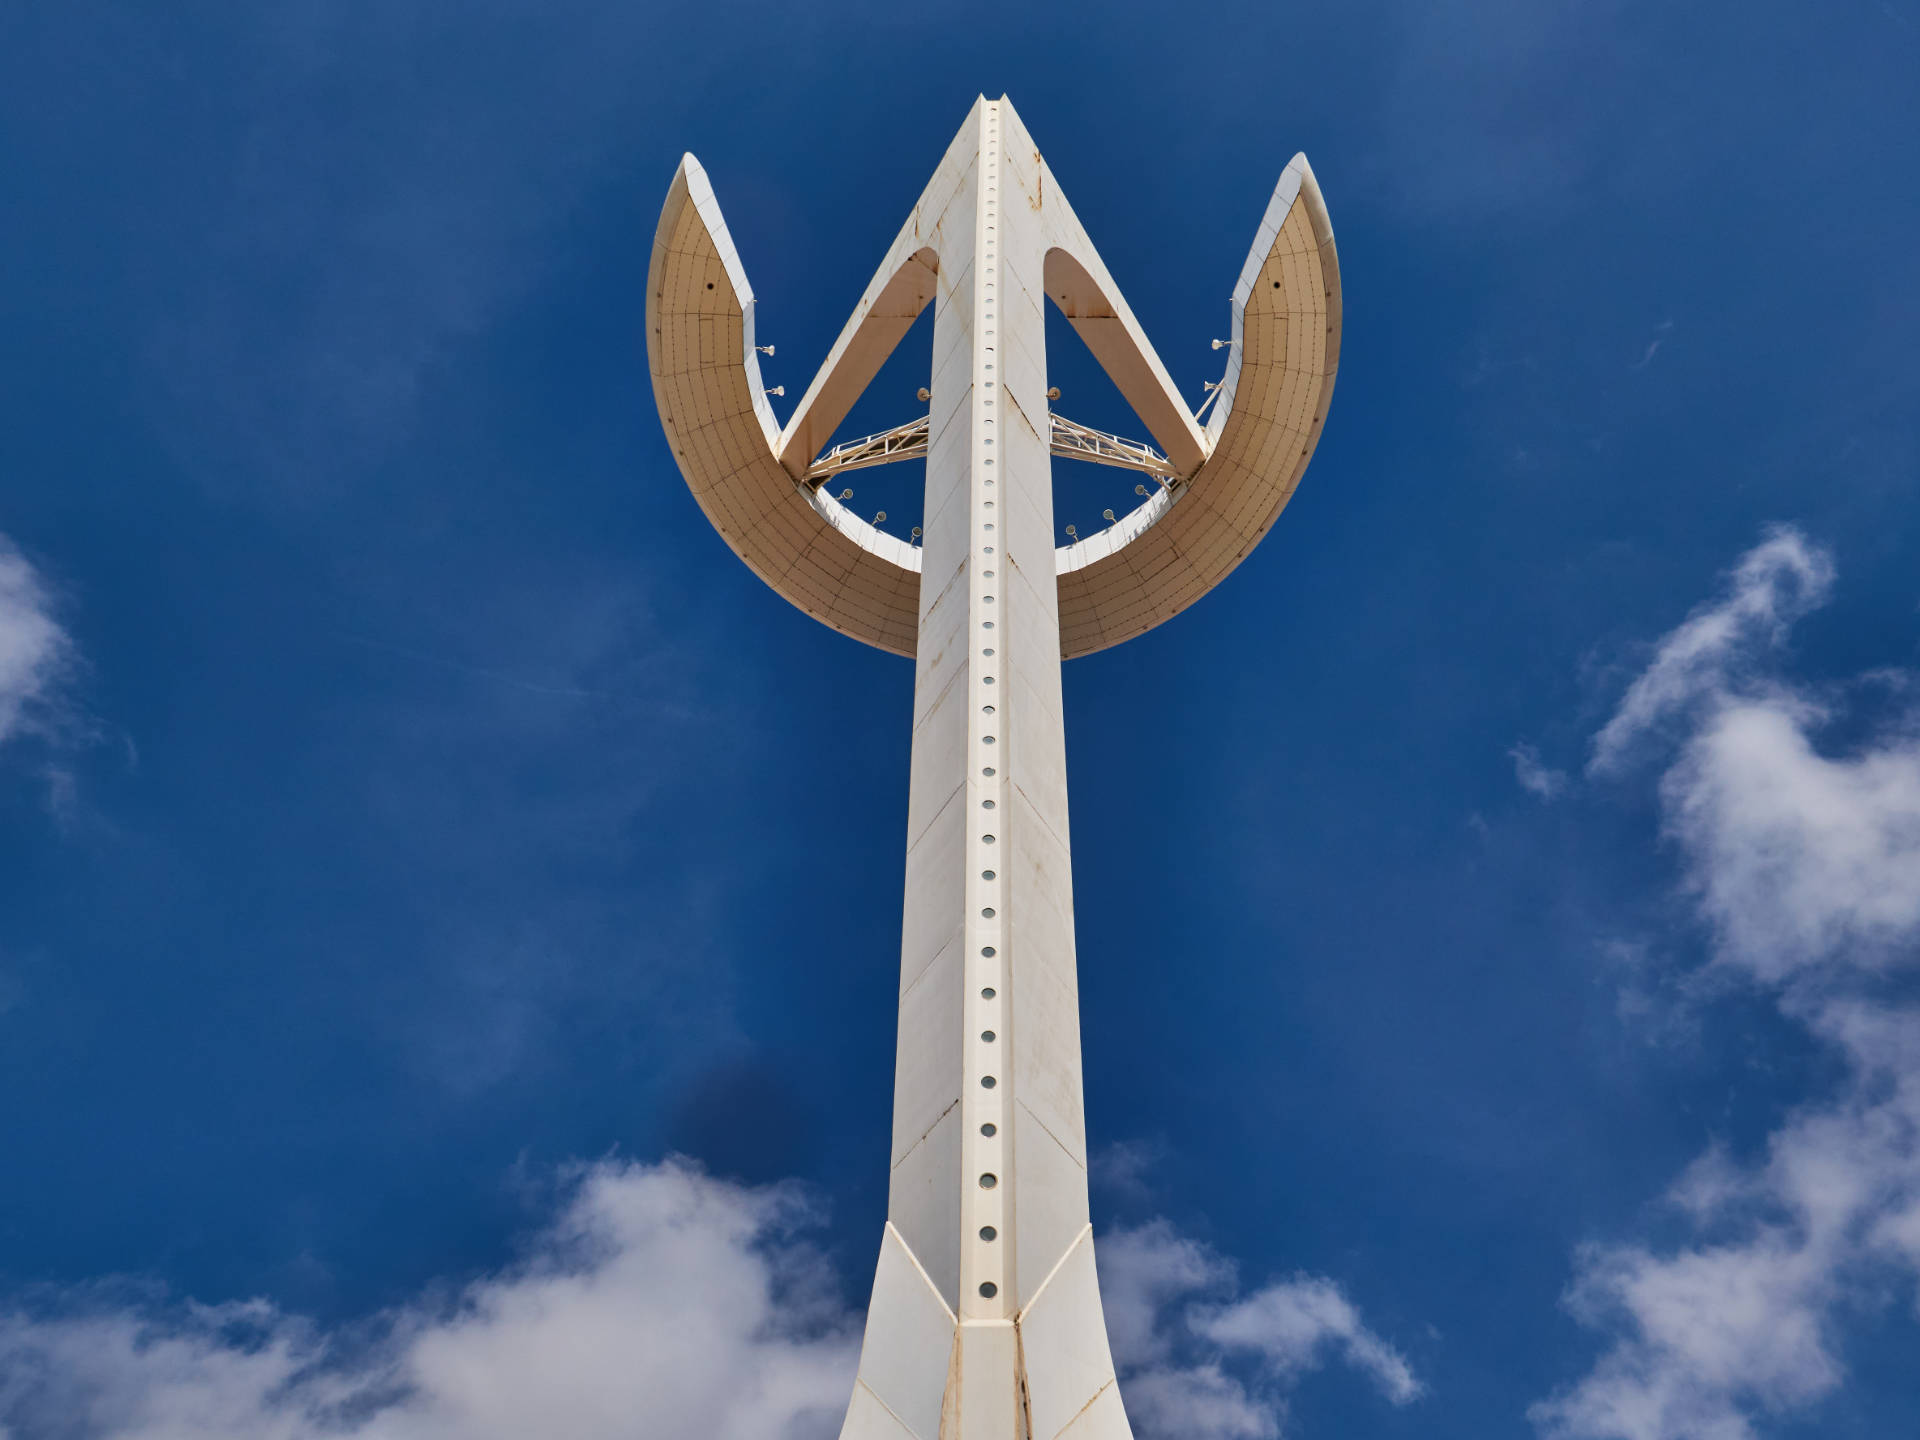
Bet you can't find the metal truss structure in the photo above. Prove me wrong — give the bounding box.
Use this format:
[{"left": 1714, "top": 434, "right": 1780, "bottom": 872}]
[
  {"left": 805, "top": 412, "right": 1174, "bottom": 488},
  {"left": 1045, "top": 413, "right": 1178, "bottom": 479},
  {"left": 803, "top": 414, "right": 931, "bottom": 483}
]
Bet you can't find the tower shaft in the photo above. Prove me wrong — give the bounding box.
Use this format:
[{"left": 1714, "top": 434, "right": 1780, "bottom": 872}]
[{"left": 839, "top": 99, "right": 1132, "bottom": 1440}]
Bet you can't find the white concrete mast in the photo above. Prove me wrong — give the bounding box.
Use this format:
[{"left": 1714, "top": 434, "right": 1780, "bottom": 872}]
[
  {"left": 852, "top": 96, "right": 1120, "bottom": 1440},
  {"left": 646, "top": 95, "right": 1342, "bottom": 1440}
]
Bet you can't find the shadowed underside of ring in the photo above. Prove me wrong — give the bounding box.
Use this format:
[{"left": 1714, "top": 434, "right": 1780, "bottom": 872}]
[{"left": 646, "top": 123, "right": 1341, "bottom": 661}]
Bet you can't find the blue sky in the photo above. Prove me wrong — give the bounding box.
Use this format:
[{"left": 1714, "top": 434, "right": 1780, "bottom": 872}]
[{"left": 2, "top": 3, "right": 1918, "bottom": 1437}]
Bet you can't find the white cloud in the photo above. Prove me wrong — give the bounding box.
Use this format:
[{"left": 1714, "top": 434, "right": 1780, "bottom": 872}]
[
  {"left": 0, "top": 1159, "right": 860, "bottom": 1440},
  {"left": 1098, "top": 1221, "right": 1422, "bottom": 1440},
  {"left": 1197, "top": 1278, "right": 1424, "bottom": 1405},
  {"left": 0, "top": 536, "right": 72, "bottom": 750},
  {"left": 1511, "top": 742, "right": 1569, "bottom": 801},
  {"left": 1535, "top": 529, "right": 1920, "bottom": 1440},
  {"left": 1099, "top": 1219, "right": 1236, "bottom": 1372},
  {"left": 0, "top": 1160, "right": 1414, "bottom": 1440},
  {"left": 1587, "top": 528, "right": 1833, "bottom": 777},
  {"left": 1663, "top": 702, "right": 1920, "bottom": 985},
  {"left": 1121, "top": 1362, "right": 1280, "bottom": 1440},
  {"left": 1089, "top": 1138, "right": 1171, "bottom": 1206},
  {"left": 1533, "top": 998, "right": 1920, "bottom": 1440},
  {"left": 1631, "top": 321, "right": 1675, "bottom": 371}
]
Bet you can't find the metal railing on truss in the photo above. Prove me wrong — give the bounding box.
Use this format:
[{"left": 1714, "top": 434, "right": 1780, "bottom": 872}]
[
  {"left": 803, "top": 415, "right": 931, "bottom": 483},
  {"left": 804, "top": 412, "right": 1176, "bottom": 487},
  {"left": 1045, "top": 414, "right": 1178, "bottom": 479}
]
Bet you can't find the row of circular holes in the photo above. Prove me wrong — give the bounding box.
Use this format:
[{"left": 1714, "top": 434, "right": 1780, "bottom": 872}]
[{"left": 974, "top": 107, "right": 1003, "bottom": 1303}]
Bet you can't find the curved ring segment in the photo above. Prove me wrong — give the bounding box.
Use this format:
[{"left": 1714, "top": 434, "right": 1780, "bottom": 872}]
[
  {"left": 646, "top": 149, "right": 1340, "bottom": 661},
  {"left": 1055, "top": 156, "right": 1342, "bottom": 657},
  {"left": 647, "top": 155, "right": 921, "bottom": 654}
]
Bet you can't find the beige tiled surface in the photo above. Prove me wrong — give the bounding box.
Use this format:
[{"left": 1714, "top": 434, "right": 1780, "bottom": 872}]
[
  {"left": 1056, "top": 157, "right": 1342, "bottom": 658},
  {"left": 646, "top": 157, "right": 921, "bottom": 655}
]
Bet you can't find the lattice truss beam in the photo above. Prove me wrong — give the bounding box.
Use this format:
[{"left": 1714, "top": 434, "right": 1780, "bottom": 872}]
[{"left": 805, "top": 411, "right": 1177, "bottom": 486}]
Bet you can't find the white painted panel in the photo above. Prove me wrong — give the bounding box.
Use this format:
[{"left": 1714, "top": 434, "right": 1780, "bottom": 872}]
[
  {"left": 1007, "top": 785, "right": 1078, "bottom": 937},
  {"left": 1009, "top": 672, "right": 1071, "bottom": 855},
  {"left": 1006, "top": 889, "right": 1087, "bottom": 1167},
  {"left": 1017, "top": 1231, "right": 1121, "bottom": 1440},
  {"left": 910, "top": 568, "right": 968, "bottom": 735},
  {"left": 953, "top": 1321, "right": 1020, "bottom": 1440},
  {"left": 1048, "top": 1376, "right": 1134, "bottom": 1440},
  {"left": 900, "top": 790, "right": 964, "bottom": 997},
  {"left": 853, "top": 1225, "right": 957, "bottom": 1440},
  {"left": 889, "top": 1096, "right": 962, "bottom": 1309},
  {"left": 839, "top": 1380, "right": 921, "bottom": 1440},
  {"left": 892, "top": 939, "right": 962, "bottom": 1164},
  {"left": 1011, "top": 1103, "right": 1091, "bottom": 1303}
]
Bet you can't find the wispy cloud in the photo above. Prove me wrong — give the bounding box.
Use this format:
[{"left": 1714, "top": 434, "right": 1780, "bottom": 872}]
[
  {"left": 1631, "top": 320, "right": 1674, "bottom": 371},
  {"left": 1511, "top": 742, "right": 1569, "bottom": 801},
  {"left": 1198, "top": 1278, "right": 1423, "bottom": 1406},
  {"left": 0, "top": 1162, "right": 1415, "bottom": 1440},
  {"left": 0, "top": 1159, "right": 860, "bottom": 1440},
  {"left": 0, "top": 532, "right": 95, "bottom": 828},
  {"left": 0, "top": 535, "right": 73, "bottom": 751},
  {"left": 1587, "top": 528, "right": 1834, "bottom": 778},
  {"left": 1100, "top": 1220, "right": 1423, "bottom": 1440},
  {"left": 1091, "top": 1137, "right": 1171, "bottom": 1206},
  {"left": 1535, "top": 528, "right": 1920, "bottom": 1440}
]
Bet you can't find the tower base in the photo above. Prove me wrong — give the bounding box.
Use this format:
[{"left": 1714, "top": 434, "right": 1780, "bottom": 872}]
[{"left": 837, "top": 1222, "right": 1133, "bottom": 1440}]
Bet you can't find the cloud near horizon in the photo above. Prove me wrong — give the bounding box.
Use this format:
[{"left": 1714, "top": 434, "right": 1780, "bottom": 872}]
[
  {"left": 0, "top": 1158, "right": 1417, "bottom": 1440},
  {"left": 0, "top": 1159, "right": 859, "bottom": 1440},
  {"left": 1535, "top": 527, "right": 1920, "bottom": 1440}
]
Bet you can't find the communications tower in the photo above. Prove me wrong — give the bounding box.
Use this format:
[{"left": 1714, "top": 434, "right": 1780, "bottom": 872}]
[{"left": 647, "top": 96, "right": 1341, "bottom": 1440}]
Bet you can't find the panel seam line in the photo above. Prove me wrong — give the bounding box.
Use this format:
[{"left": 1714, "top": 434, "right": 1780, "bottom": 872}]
[{"left": 1015, "top": 1221, "right": 1092, "bottom": 1323}]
